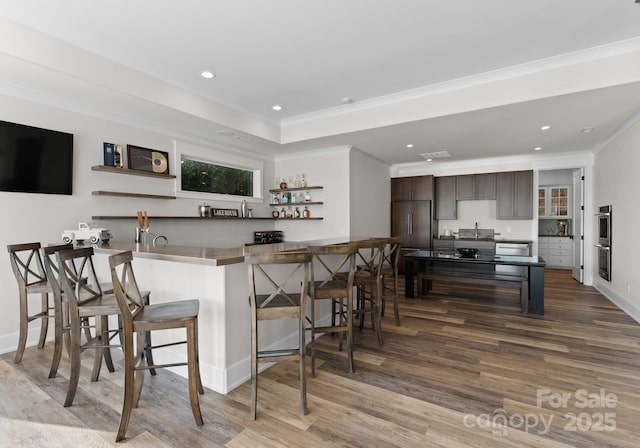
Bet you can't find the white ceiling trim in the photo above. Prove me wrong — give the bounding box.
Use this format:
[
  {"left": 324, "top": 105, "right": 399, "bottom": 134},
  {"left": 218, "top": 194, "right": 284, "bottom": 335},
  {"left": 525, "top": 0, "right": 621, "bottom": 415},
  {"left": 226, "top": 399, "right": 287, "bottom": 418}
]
[
  {"left": 282, "top": 37, "right": 640, "bottom": 128},
  {"left": 281, "top": 47, "right": 640, "bottom": 145}
]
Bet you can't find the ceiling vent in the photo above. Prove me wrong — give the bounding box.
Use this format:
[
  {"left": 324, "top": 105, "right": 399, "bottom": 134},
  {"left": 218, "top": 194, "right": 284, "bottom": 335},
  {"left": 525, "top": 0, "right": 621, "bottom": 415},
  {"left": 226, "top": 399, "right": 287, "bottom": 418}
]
[{"left": 419, "top": 150, "right": 451, "bottom": 160}]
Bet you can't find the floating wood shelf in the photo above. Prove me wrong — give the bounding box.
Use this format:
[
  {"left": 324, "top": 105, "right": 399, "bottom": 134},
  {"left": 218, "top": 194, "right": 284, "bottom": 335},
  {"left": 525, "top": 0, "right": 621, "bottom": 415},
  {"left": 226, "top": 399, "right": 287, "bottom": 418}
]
[
  {"left": 91, "top": 165, "right": 176, "bottom": 179},
  {"left": 91, "top": 191, "right": 177, "bottom": 200},
  {"left": 268, "top": 186, "right": 323, "bottom": 193},
  {"left": 269, "top": 202, "right": 323, "bottom": 206},
  {"left": 92, "top": 215, "right": 323, "bottom": 220}
]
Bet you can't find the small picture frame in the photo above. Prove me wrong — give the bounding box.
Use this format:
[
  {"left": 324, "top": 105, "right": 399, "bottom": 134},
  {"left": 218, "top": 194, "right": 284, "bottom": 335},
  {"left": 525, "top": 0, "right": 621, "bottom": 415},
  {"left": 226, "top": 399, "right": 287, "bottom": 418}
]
[{"left": 127, "top": 144, "right": 169, "bottom": 174}]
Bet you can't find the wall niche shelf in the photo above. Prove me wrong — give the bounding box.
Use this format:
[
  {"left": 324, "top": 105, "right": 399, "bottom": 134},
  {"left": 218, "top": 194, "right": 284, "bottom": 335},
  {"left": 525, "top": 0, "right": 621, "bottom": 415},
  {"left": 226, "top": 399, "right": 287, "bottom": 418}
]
[
  {"left": 91, "top": 191, "right": 177, "bottom": 200},
  {"left": 92, "top": 215, "right": 323, "bottom": 220},
  {"left": 91, "top": 165, "right": 176, "bottom": 179}
]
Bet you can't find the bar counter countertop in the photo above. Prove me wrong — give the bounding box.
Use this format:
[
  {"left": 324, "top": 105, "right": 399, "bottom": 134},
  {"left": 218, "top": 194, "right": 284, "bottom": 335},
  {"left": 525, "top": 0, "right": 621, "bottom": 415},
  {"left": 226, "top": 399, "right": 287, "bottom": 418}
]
[{"left": 93, "top": 236, "right": 372, "bottom": 266}]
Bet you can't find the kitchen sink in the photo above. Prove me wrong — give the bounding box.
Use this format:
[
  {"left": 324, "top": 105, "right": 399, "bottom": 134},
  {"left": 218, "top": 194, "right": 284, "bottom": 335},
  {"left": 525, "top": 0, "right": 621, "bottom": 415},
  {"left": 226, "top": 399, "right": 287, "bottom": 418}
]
[{"left": 457, "top": 228, "right": 499, "bottom": 240}]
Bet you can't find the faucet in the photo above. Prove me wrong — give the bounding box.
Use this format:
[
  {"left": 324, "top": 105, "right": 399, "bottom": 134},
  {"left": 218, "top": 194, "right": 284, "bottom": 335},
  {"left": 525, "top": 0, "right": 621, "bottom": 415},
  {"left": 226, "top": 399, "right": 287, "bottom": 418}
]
[{"left": 474, "top": 222, "right": 479, "bottom": 240}]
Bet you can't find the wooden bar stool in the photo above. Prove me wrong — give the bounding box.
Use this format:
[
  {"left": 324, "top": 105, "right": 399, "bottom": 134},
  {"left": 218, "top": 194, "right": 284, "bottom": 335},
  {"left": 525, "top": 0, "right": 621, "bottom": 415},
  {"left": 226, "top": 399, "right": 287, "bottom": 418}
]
[
  {"left": 377, "top": 236, "right": 402, "bottom": 326},
  {"left": 307, "top": 244, "right": 357, "bottom": 376},
  {"left": 339, "top": 239, "right": 386, "bottom": 346},
  {"left": 109, "top": 250, "right": 203, "bottom": 442},
  {"left": 7, "top": 242, "right": 53, "bottom": 364},
  {"left": 245, "top": 250, "right": 312, "bottom": 420},
  {"left": 48, "top": 247, "right": 122, "bottom": 407}
]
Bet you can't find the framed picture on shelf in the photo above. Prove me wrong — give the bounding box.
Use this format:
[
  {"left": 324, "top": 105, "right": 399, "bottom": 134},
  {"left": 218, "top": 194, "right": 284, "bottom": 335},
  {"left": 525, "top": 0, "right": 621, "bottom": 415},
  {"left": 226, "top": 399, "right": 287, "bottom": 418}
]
[{"left": 127, "top": 144, "right": 169, "bottom": 174}]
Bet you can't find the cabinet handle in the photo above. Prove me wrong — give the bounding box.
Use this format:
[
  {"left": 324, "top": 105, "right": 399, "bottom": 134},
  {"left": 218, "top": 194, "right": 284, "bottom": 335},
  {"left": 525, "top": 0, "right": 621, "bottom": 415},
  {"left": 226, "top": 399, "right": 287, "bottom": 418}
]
[
  {"left": 409, "top": 214, "right": 413, "bottom": 234},
  {"left": 407, "top": 214, "right": 411, "bottom": 234}
]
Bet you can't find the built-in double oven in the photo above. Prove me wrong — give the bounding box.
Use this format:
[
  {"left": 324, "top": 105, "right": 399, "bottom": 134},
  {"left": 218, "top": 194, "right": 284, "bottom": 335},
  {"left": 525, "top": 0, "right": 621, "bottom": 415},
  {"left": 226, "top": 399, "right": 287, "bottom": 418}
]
[{"left": 595, "top": 205, "right": 612, "bottom": 281}]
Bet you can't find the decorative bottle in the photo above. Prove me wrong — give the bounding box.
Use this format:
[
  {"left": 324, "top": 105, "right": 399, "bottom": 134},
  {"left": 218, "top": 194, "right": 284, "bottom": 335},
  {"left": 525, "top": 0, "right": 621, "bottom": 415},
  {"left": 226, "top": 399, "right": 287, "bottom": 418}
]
[
  {"left": 294, "top": 207, "right": 301, "bottom": 218},
  {"left": 302, "top": 206, "right": 310, "bottom": 218},
  {"left": 241, "top": 200, "right": 247, "bottom": 218},
  {"left": 304, "top": 191, "right": 312, "bottom": 202}
]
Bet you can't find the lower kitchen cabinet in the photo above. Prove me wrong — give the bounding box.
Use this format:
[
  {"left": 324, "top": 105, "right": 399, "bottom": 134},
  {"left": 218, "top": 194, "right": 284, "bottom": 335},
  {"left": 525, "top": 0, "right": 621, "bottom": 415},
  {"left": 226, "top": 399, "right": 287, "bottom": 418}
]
[{"left": 538, "top": 236, "right": 573, "bottom": 269}]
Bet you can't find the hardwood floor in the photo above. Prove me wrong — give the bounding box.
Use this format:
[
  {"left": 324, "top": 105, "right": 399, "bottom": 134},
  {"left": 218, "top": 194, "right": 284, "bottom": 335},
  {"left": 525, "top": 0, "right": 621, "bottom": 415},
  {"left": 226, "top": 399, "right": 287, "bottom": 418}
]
[{"left": 2, "top": 269, "right": 640, "bottom": 447}]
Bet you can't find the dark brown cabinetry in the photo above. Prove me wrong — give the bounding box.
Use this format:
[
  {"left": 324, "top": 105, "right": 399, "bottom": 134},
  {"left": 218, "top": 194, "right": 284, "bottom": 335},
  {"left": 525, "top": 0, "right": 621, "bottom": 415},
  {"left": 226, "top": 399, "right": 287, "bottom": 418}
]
[
  {"left": 391, "top": 201, "right": 432, "bottom": 248},
  {"left": 456, "top": 173, "right": 496, "bottom": 200},
  {"left": 496, "top": 170, "right": 533, "bottom": 219},
  {"left": 435, "top": 176, "right": 457, "bottom": 220},
  {"left": 391, "top": 176, "right": 433, "bottom": 201}
]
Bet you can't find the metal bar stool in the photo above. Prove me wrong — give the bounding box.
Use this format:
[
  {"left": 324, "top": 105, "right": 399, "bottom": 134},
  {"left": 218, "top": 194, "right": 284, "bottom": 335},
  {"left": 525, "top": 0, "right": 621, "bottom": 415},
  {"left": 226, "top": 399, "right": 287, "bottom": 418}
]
[
  {"left": 245, "top": 250, "right": 312, "bottom": 420},
  {"left": 7, "top": 242, "right": 53, "bottom": 364}
]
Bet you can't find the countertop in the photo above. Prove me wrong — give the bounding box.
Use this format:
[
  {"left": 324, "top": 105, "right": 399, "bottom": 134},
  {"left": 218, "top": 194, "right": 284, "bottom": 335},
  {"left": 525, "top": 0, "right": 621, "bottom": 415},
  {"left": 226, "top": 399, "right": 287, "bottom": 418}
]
[
  {"left": 435, "top": 238, "right": 533, "bottom": 244},
  {"left": 93, "top": 236, "right": 376, "bottom": 267}
]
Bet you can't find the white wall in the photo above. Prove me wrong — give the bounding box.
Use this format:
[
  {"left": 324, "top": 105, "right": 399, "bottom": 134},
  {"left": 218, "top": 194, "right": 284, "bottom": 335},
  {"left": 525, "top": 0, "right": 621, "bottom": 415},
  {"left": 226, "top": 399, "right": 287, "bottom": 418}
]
[
  {"left": 593, "top": 115, "right": 640, "bottom": 322},
  {"left": 274, "top": 147, "right": 351, "bottom": 241},
  {"left": 349, "top": 148, "right": 391, "bottom": 237}
]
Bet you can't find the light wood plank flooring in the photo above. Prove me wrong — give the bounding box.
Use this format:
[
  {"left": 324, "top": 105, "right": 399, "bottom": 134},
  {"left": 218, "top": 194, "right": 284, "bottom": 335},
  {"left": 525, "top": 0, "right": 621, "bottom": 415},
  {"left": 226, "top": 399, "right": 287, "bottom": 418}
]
[{"left": 2, "top": 270, "right": 640, "bottom": 447}]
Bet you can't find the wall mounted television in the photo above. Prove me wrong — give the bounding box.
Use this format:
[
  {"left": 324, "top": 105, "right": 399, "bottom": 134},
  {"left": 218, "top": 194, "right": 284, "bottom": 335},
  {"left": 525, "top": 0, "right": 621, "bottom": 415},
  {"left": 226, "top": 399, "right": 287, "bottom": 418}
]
[{"left": 0, "top": 120, "right": 73, "bottom": 195}]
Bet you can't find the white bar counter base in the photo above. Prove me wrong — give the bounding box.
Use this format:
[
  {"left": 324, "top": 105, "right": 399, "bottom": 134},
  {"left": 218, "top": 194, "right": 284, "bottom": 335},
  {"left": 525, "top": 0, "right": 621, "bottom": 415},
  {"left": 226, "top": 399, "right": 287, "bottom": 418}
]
[{"left": 92, "top": 238, "right": 365, "bottom": 394}]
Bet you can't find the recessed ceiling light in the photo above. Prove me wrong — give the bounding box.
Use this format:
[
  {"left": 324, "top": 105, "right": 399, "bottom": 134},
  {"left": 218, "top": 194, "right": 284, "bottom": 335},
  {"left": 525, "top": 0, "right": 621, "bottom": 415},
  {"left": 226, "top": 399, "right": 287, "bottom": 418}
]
[
  {"left": 342, "top": 97, "right": 353, "bottom": 104},
  {"left": 425, "top": 158, "right": 433, "bottom": 162},
  {"left": 272, "top": 105, "right": 283, "bottom": 111},
  {"left": 540, "top": 125, "right": 551, "bottom": 131},
  {"left": 581, "top": 127, "right": 594, "bottom": 134},
  {"left": 406, "top": 144, "right": 414, "bottom": 149},
  {"left": 534, "top": 146, "right": 542, "bottom": 151},
  {"left": 200, "top": 70, "right": 215, "bottom": 79}
]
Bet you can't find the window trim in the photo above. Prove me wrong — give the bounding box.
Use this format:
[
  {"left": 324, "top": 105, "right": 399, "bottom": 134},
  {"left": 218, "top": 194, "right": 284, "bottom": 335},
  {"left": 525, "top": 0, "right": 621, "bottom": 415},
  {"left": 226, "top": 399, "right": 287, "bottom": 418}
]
[{"left": 174, "top": 140, "right": 263, "bottom": 202}]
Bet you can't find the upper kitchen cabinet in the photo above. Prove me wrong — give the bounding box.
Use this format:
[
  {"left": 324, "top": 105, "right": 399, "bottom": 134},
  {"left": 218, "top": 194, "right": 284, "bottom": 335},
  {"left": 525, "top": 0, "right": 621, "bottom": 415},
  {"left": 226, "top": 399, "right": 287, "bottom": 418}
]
[
  {"left": 496, "top": 170, "right": 533, "bottom": 220},
  {"left": 391, "top": 175, "right": 433, "bottom": 201},
  {"left": 456, "top": 173, "right": 496, "bottom": 200},
  {"left": 539, "top": 186, "right": 571, "bottom": 218},
  {"left": 435, "top": 176, "right": 457, "bottom": 219}
]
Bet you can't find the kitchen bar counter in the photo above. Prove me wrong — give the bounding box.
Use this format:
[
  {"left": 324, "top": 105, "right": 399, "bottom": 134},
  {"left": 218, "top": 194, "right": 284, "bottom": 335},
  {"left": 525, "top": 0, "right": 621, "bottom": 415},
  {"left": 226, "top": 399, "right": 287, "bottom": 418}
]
[
  {"left": 93, "top": 236, "right": 372, "bottom": 266},
  {"left": 92, "top": 236, "right": 378, "bottom": 394}
]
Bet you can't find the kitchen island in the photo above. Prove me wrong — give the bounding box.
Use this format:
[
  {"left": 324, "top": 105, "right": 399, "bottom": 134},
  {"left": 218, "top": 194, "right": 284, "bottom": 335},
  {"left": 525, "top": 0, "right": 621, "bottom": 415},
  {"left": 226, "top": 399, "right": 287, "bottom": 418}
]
[
  {"left": 404, "top": 250, "right": 546, "bottom": 315},
  {"left": 92, "top": 237, "right": 371, "bottom": 394}
]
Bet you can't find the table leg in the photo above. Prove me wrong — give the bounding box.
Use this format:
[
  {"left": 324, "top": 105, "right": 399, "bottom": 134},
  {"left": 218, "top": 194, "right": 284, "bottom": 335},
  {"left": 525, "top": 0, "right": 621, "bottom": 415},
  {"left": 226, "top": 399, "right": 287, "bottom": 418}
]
[
  {"left": 405, "top": 258, "right": 415, "bottom": 298},
  {"left": 528, "top": 265, "right": 544, "bottom": 315}
]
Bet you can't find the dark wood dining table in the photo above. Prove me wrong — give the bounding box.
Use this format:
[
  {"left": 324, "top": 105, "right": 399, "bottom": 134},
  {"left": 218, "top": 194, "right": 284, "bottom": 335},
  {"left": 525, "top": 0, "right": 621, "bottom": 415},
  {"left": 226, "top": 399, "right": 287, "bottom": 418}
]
[{"left": 403, "top": 250, "right": 546, "bottom": 315}]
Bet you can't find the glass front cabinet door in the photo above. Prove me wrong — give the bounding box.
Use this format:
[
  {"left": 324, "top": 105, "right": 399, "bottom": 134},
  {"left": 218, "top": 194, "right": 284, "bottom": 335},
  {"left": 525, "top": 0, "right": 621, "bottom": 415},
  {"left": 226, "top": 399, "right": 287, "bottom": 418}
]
[{"left": 539, "top": 186, "right": 570, "bottom": 217}]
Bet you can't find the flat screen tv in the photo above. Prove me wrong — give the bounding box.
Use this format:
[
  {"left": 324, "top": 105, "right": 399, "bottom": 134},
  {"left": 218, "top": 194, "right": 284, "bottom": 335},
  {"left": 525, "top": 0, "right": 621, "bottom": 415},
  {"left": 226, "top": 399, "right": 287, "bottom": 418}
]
[{"left": 0, "top": 120, "right": 73, "bottom": 195}]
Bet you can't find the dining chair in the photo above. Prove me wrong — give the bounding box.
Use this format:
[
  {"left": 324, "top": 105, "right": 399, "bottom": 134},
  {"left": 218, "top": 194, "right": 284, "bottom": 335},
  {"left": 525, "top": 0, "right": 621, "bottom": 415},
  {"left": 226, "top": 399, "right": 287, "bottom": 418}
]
[
  {"left": 50, "top": 246, "right": 122, "bottom": 407},
  {"left": 245, "top": 250, "right": 312, "bottom": 420},
  {"left": 109, "top": 250, "right": 203, "bottom": 442},
  {"left": 7, "top": 242, "right": 53, "bottom": 364},
  {"left": 338, "top": 239, "right": 386, "bottom": 346},
  {"left": 307, "top": 243, "right": 357, "bottom": 376}
]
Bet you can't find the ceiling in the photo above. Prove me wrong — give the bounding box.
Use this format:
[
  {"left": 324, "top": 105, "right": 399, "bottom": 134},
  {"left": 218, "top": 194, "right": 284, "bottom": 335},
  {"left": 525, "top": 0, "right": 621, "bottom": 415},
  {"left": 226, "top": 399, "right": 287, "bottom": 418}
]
[{"left": 2, "top": 0, "right": 640, "bottom": 166}]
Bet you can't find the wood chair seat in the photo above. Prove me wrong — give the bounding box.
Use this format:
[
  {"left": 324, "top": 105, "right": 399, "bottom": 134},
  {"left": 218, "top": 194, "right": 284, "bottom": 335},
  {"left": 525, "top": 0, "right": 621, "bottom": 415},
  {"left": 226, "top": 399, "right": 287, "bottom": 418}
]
[{"left": 109, "top": 250, "right": 203, "bottom": 442}]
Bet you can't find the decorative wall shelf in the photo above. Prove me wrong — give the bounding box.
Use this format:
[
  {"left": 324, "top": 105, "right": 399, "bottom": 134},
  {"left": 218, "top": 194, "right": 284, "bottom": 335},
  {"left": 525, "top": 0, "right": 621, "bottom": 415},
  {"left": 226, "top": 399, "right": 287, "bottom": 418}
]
[
  {"left": 269, "top": 202, "right": 323, "bottom": 206},
  {"left": 91, "top": 165, "right": 176, "bottom": 179},
  {"left": 92, "top": 215, "right": 323, "bottom": 220},
  {"left": 91, "top": 191, "right": 177, "bottom": 200},
  {"left": 268, "top": 186, "right": 323, "bottom": 193}
]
